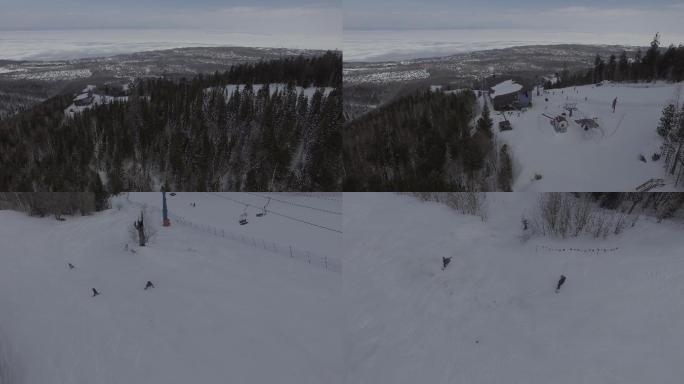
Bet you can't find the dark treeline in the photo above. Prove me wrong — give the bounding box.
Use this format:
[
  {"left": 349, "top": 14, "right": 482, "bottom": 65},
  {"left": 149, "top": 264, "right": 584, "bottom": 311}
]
[
  {"left": 344, "top": 90, "right": 505, "bottom": 191},
  {"left": 0, "top": 52, "right": 342, "bottom": 192},
  {"left": 546, "top": 34, "right": 684, "bottom": 88},
  {"left": 588, "top": 192, "right": 684, "bottom": 220},
  {"left": 0, "top": 192, "right": 103, "bottom": 218},
  {"left": 221, "top": 52, "right": 342, "bottom": 88}
]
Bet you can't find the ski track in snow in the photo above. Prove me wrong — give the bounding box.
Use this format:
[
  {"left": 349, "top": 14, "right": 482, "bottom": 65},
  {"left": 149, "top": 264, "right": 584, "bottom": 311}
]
[
  {"left": 344, "top": 193, "right": 684, "bottom": 384},
  {"left": 0, "top": 193, "right": 342, "bottom": 384}
]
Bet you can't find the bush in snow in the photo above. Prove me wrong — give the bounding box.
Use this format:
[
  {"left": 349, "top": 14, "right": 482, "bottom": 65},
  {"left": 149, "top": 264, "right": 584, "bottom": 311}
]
[
  {"left": 406, "top": 192, "right": 488, "bottom": 221},
  {"left": 0, "top": 329, "right": 21, "bottom": 384},
  {"left": 527, "top": 193, "right": 636, "bottom": 240},
  {"left": 0, "top": 192, "right": 96, "bottom": 219},
  {"left": 128, "top": 206, "right": 158, "bottom": 247}
]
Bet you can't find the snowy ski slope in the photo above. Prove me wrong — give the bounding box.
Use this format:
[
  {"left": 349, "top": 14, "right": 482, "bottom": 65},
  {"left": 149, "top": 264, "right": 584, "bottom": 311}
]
[
  {"left": 492, "top": 81, "right": 684, "bottom": 191},
  {"left": 0, "top": 194, "right": 342, "bottom": 384},
  {"left": 344, "top": 193, "right": 684, "bottom": 384}
]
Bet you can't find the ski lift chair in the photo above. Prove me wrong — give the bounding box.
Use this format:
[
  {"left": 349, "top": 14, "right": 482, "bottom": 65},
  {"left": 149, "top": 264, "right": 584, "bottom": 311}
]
[
  {"left": 239, "top": 212, "right": 248, "bottom": 225},
  {"left": 256, "top": 197, "right": 271, "bottom": 218}
]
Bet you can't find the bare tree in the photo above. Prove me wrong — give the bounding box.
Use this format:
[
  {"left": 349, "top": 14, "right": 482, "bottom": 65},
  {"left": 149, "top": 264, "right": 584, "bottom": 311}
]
[
  {"left": 134, "top": 211, "right": 146, "bottom": 246},
  {"left": 129, "top": 206, "right": 158, "bottom": 247}
]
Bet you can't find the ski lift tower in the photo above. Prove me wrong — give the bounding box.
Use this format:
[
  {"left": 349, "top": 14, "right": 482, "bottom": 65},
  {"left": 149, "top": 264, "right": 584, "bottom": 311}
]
[
  {"left": 563, "top": 103, "right": 577, "bottom": 117},
  {"left": 480, "top": 68, "right": 495, "bottom": 99},
  {"left": 162, "top": 191, "right": 171, "bottom": 227}
]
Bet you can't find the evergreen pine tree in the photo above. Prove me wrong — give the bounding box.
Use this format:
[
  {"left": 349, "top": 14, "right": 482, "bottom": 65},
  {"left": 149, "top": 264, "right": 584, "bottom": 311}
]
[
  {"left": 657, "top": 104, "right": 677, "bottom": 137},
  {"left": 618, "top": 51, "right": 629, "bottom": 81},
  {"left": 643, "top": 32, "right": 661, "bottom": 80},
  {"left": 497, "top": 144, "right": 513, "bottom": 192},
  {"left": 607, "top": 55, "right": 617, "bottom": 81},
  {"left": 477, "top": 104, "right": 493, "bottom": 138}
]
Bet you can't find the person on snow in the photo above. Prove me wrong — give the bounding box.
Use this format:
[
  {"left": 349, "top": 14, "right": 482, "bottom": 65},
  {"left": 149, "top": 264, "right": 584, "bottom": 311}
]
[
  {"left": 555, "top": 275, "right": 566, "bottom": 293},
  {"left": 144, "top": 281, "right": 155, "bottom": 290},
  {"left": 612, "top": 97, "right": 618, "bottom": 113},
  {"left": 68, "top": 262, "right": 75, "bottom": 269},
  {"left": 442, "top": 256, "right": 452, "bottom": 270},
  {"left": 92, "top": 288, "right": 100, "bottom": 297}
]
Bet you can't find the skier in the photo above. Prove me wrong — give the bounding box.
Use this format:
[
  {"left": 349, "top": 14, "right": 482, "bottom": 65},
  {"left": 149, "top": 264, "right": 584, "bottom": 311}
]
[
  {"left": 555, "top": 275, "right": 566, "bottom": 293},
  {"left": 612, "top": 97, "right": 617, "bottom": 113},
  {"left": 144, "top": 281, "right": 155, "bottom": 290},
  {"left": 68, "top": 262, "right": 75, "bottom": 269},
  {"left": 92, "top": 288, "right": 100, "bottom": 297},
  {"left": 442, "top": 256, "right": 452, "bottom": 270}
]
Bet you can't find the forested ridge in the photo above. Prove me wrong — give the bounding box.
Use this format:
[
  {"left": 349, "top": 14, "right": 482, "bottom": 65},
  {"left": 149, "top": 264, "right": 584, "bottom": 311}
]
[
  {"left": 546, "top": 34, "right": 684, "bottom": 88},
  {"left": 0, "top": 52, "right": 342, "bottom": 192},
  {"left": 343, "top": 90, "right": 507, "bottom": 191}
]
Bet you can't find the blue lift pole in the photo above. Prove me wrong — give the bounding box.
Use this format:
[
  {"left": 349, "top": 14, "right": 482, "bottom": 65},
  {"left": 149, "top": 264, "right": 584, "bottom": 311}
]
[{"left": 162, "top": 191, "right": 170, "bottom": 227}]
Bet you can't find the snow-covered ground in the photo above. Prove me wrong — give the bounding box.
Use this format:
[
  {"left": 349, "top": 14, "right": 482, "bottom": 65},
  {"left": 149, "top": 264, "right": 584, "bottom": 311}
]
[
  {"left": 0, "top": 67, "right": 26, "bottom": 74},
  {"left": 0, "top": 193, "right": 342, "bottom": 384},
  {"left": 344, "top": 192, "right": 684, "bottom": 384},
  {"left": 343, "top": 68, "right": 430, "bottom": 84},
  {"left": 8, "top": 68, "right": 91, "bottom": 81},
  {"left": 491, "top": 81, "right": 684, "bottom": 191}
]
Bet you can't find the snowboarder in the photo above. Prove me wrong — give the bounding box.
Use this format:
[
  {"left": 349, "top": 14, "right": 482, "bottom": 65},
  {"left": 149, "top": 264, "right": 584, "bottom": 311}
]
[
  {"left": 442, "top": 256, "right": 452, "bottom": 270},
  {"left": 144, "top": 281, "right": 155, "bottom": 290},
  {"left": 92, "top": 288, "right": 100, "bottom": 297},
  {"left": 612, "top": 97, "right": 617, "bottom": 113},
  {"left": 555, "top": 275, "right": 566, "bottom": 293},
  {"left": 68, "top": 262, "right": 75, "bottom": 269}
]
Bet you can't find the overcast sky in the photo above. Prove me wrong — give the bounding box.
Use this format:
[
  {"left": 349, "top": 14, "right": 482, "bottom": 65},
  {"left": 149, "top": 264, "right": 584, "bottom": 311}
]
[
  {"left": 344, "top": 0, "right": 684, "bottom": 45},
  {"left": 0, "top": 0, "right": 341, "bottom": 34}
]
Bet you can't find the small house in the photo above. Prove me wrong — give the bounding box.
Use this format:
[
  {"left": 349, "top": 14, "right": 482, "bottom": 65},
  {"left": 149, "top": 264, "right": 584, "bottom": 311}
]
[
  {"left": 74, "top": 96, "right": 94, "bottom": 107},
  {"left": 490, "top": 79, "right": 532, "bottom": 111}
]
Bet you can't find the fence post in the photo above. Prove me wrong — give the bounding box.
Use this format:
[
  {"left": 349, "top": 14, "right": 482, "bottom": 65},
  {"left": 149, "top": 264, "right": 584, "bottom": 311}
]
[{"left": 289, "top": 246, "right": 293, "bottom": 258}]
